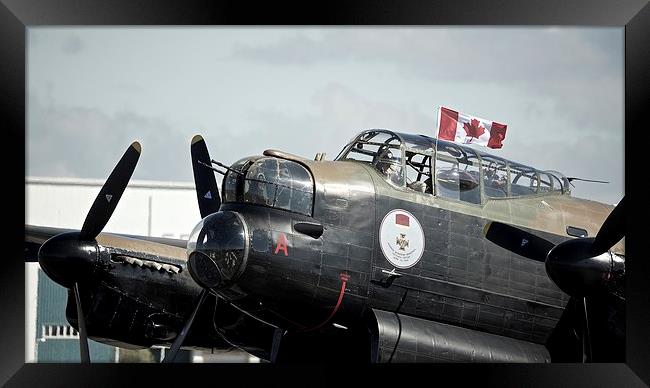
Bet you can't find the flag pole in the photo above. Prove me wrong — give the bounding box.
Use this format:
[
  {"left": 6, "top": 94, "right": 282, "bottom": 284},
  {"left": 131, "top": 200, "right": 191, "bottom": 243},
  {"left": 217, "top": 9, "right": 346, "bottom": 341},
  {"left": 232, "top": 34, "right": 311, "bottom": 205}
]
[
  {"left": 433, "top": 106, "right": 441, "bottom": 196},
  {"left": 434, "top": 105, "right": 441, "bottom": 153}
]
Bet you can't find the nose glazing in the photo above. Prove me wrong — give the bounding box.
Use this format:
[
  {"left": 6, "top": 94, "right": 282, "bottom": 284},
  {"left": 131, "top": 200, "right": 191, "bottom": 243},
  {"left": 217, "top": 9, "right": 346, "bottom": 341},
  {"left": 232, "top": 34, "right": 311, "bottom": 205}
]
[{"left": 187, "top": 211, "right": 249, "bottom": 292}]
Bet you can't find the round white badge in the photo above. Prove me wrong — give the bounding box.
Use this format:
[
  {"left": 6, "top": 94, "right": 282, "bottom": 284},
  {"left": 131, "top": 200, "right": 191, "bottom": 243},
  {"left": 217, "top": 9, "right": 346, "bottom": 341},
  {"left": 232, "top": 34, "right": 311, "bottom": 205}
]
[{"left": 379, "top": 209, "right": 425, "bottom": 269}]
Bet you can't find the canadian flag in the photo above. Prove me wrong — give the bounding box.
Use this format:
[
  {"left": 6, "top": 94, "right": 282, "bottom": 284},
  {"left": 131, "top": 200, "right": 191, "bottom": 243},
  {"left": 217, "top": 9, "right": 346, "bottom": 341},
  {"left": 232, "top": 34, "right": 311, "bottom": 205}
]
[{"left": 437, "top": 106, "right": 507, "bottom": 149}]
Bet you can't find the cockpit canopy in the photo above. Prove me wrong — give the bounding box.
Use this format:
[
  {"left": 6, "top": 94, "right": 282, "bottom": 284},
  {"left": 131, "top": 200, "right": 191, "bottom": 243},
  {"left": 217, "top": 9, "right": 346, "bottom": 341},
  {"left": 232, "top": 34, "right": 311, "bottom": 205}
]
[
  {"left": 222, "top": 156, "right": 314, "bottom": 216},
  {"left": 336, "top": 129, "right": 568, "bottom": 204}
]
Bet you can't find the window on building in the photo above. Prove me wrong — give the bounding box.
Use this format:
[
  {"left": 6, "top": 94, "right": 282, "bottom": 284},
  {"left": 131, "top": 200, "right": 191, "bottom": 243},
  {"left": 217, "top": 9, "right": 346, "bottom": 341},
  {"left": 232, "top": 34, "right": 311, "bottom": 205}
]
[{"left": 41, "top": 324, "right": 79, "bottom": 340}]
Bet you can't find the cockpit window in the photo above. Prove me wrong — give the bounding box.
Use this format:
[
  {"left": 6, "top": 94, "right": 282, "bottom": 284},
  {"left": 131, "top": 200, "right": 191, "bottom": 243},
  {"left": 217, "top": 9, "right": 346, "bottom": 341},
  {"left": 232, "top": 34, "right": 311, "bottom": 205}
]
[
  {"left": 508, "top": 163, "right": 539, "bottom": 197},
  {"left": 223, "top": 157, "right": 314, "bottom": 216},
  {"left": 481, "top": 156, "right": 508, "bottom": 198},
  {"left": 548, "top": 174, "right": 563, "bottom": 193},
  {"left": 338, "top": 130, "right": 405, "bottom": 187},
  {"left": 539, "top": 172, "right": 563, "bottom": 194},
  {"left": 434, "top": 142, "right": 481, "bottom": 204},
  {"left": 374, "top": 148, "right": 404, "bottom": 186},
  {"left": 223, "top": 157, "right": 257, "bottom": 203},
  {"left": 545, "top": 170, "right": 569, "bottom": 194},
  {"left": 337, "top": 129, "right": 570, "bottom": 201},
  {"left": 405, "top": 151, "right": 433, "bottom": 193}
]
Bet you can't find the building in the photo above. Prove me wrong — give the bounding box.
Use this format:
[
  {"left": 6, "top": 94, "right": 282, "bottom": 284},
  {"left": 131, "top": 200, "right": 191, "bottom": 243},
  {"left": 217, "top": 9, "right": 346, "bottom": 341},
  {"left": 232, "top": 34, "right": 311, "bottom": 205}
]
[
  {"left": 34, "top": 269, "right": 115, "bottom": 362},
  {"left": 26, "top": 176, "right": 257, "bottom": 363}
]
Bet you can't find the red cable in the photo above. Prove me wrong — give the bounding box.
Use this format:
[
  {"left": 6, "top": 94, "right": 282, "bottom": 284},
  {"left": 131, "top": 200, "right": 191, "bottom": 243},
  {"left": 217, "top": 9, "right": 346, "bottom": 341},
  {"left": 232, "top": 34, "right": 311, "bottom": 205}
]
[{"left": 299, "top": 272, "right": 349, "bottom": 333}]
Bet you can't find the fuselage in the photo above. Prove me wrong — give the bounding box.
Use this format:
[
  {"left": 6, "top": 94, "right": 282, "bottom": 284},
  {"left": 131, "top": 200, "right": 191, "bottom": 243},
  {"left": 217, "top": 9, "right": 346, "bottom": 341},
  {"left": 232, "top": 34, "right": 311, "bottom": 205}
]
[{"left": 197, "top": 148, "right": 622, "bottom": 347}]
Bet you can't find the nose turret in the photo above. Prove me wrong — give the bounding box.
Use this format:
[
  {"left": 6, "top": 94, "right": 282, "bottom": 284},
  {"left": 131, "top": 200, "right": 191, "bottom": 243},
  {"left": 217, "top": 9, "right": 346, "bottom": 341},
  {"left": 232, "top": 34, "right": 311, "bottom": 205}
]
[
  {"left": 38, "top": 232, "right": 98, "bottom": 289},
  {"left": 187, "top": 211, "right": 249, "bottom": 293}
]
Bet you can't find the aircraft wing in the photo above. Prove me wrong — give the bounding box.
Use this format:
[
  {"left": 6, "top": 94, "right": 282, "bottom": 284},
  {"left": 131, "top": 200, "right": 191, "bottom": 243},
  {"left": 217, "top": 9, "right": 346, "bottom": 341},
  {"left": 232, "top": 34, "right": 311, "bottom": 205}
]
[{"left": 25, "top": 224, "right": 189, "bottom": 262}]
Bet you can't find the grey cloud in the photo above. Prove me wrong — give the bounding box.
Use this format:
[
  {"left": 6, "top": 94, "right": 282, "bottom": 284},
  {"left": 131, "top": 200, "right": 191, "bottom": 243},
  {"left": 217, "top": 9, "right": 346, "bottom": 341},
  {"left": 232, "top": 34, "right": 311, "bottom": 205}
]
[
  {"left": 237, "top": 83, "right": 436, "bottom": 161},
  {"left": 231, "top": 28, "right": 623, "bottom": 133},
  {"left": 27, "top": 94, "right": 194, "bottom": 183},
  {"left": 232, "top": 34, "right": 343, "bottom": 66},
  {"left": 115, "top": 83, "right": 144, "bottom": 93},
  {"left": 61, "top": 34, "right": 84, "bottom": 55},
  {"left": 230, "top": 29, "right": 617, "bottom": 82}
]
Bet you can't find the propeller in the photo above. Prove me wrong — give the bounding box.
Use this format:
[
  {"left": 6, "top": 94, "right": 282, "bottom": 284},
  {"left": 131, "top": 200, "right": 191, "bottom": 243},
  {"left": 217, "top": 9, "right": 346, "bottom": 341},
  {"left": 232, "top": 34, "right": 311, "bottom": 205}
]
[
  {"left": 162, "top": 136, "right": 221, "bottom": 362},
  {"left": 590, "top": 196, "right": 625, "bottom": 257},
  {"left": 191, "top": 135, "right": 221, "bottom": 218},
  {"left": 38, "top": 141, "right": 142, "bottom": 363},
  {"left": 73, "top": 283, "right": 90, "bottom": 363},
  {"left": 79, "top": 142, "right": 141, "bottom": 240},
  {"left": 162, "top": 289, "right": 209, "bottom": 363},
  {"left": 483, "top": 196, "right": 625, "bottom": 362}
]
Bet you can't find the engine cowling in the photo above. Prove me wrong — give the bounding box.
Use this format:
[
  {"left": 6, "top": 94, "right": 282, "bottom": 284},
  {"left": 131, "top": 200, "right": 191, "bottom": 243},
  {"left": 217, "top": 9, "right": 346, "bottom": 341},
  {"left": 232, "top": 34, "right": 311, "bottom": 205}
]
[{"left": 545, "top": 238, "right": 625, "bottom": 297}]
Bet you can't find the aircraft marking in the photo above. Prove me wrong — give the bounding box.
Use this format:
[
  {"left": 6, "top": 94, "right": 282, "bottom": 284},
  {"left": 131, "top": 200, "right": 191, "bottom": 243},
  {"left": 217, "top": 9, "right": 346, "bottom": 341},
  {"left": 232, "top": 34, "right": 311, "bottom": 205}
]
[
  {"left": 379, "top": 209, "right": 425, "bottom": 269},
  {"left": 274, "top": 233, "right": 289, "bottom": 256}
]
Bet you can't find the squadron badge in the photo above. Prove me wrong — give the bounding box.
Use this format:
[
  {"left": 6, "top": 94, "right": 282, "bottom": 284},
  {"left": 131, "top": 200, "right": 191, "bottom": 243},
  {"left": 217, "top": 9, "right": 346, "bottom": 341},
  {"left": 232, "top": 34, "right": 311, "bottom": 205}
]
[
  {"left": 396, "top": 233, "right": 409, "bottom": 250},
  {"left": 379, "top": 209, "right": 425, "bottom": 268}
]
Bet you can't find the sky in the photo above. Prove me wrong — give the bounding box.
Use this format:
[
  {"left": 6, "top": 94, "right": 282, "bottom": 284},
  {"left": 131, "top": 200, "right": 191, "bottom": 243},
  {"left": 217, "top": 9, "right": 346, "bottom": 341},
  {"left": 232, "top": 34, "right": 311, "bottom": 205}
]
[{"left": 27, "top": 27, "right": 624, "bottom": 204}]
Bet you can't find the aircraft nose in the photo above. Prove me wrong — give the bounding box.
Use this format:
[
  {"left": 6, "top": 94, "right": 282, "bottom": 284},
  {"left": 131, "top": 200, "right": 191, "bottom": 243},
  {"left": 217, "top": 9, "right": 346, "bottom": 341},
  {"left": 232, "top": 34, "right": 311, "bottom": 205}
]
[
  {"left": 187, "top": 211, "right": 249, "bottom": 292},
  {"left": 38, "top": 232, "right": 98, "bottom": 289}
]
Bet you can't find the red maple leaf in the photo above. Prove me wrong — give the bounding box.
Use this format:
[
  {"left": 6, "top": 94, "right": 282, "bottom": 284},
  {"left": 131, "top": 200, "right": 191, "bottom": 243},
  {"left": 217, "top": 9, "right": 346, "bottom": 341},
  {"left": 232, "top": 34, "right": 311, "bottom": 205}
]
[{"left": 463, "top": 119, "right": 485, "bottom": 139}]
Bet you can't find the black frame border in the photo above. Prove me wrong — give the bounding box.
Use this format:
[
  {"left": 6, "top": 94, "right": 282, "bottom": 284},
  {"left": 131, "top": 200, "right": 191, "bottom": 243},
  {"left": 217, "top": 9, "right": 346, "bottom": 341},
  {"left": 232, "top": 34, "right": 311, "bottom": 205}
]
[{"left": 2, "top": 0, "right": 648, "bottom": 386}]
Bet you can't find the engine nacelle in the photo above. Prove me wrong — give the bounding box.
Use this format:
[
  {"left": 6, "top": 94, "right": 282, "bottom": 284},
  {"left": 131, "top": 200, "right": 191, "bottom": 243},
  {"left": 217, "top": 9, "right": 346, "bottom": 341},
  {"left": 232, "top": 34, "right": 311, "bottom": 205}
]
[
  {"left": 546, "top": 238, "right": 625, "bottom": 297},
  {"left": 367, "top": 309, "right": 550, "bottom": 362}
]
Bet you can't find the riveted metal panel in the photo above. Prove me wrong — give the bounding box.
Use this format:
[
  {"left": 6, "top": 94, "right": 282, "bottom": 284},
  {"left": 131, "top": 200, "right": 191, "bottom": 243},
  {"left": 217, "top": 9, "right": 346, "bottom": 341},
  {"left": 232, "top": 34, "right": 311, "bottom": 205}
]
[{"left": 368, "top": 309, "right": 550, "bottom": 363}]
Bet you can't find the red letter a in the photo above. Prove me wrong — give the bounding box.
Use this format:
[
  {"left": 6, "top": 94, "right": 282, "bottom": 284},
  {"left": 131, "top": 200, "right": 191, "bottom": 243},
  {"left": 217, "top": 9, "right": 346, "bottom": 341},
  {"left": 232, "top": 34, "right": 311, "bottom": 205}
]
[{"left": 274, "top": 233, "right": 289, "bottom": 256}]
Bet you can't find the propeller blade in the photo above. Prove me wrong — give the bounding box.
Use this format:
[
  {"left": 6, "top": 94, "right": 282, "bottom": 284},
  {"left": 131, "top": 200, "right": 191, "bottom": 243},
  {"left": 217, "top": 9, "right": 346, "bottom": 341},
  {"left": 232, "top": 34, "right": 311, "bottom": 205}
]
[
  {"left": 73, "top": 283, "right": 90, "bottom": 363},
  {"left": 483, "top": 221, "right": 555, "bottom": 262},
  {"left": 581, "top": 297, "right": 592, "bottom": 363},
  {"left": 591, "top": 196, "right": 625, "bottom": 256},
  {"left": 79, "top": 142, "right": 141, "bottom": 240},
  {"left": 191, "top": 135, "right": 221, "bottom": 218},
  {"left": 162, "top": 289, "right": 209, "bottom": 363}
]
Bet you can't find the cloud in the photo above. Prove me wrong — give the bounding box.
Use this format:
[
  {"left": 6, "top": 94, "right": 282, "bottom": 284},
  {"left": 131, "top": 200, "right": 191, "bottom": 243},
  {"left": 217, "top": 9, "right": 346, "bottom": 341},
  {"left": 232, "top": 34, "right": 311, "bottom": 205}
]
[
  {"left": 231, "top": 28, "right": 618, "bottom": 83},
  {"left": 236, "top": 83, "right": 435, "bottom": 160},
  {"left": 231, "top": 28, "right": 623, "bottom": 134},
  {"left": 61, "top": 34, "right": 84, "bottom": 55},
  {"left": 27, "top": 93, "right": 194, "bottom": 183}
]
